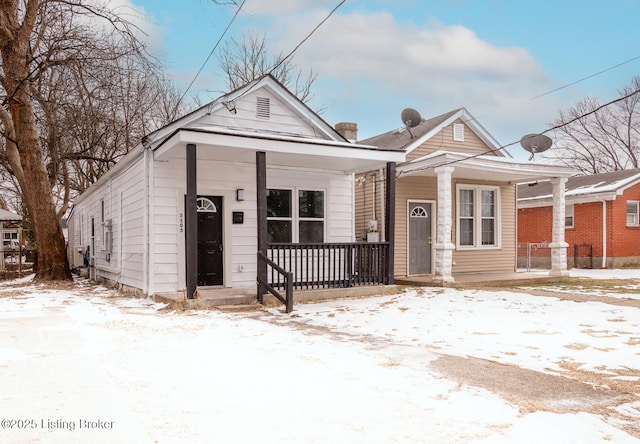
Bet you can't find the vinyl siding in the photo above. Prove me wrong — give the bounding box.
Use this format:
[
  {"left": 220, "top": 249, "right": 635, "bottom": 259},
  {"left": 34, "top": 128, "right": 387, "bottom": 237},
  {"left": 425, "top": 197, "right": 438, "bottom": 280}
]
[
  {"left": 394, "top": 176, "right": 438, "bottom": 276},
  {"left": 451, "top": 181, "right": 516, "bottom": 273},
  {"left": 407, "top": 118, "right": 500, "bottom": 162},
  {"left": 189, "top": 88, "right": 318, "bottom": 138}
]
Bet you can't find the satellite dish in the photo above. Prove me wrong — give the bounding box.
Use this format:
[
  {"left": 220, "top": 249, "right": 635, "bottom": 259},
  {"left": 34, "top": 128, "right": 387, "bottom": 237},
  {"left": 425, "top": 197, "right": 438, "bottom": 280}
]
[
  {"left": 401, "top": 108, "right": 422, "bottom": 138},
  {"left": 520, "top": 133, "right": 552, "bottom": 161},
  {"left": 401, "top": 108, "right": 422, "bottom": 128}
]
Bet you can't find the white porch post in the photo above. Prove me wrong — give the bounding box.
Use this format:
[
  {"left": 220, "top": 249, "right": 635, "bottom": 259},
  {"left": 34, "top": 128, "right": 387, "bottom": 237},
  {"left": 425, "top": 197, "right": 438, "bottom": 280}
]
[
  {"left": 434, "top": 166, "right": 455, "bottom": 283},
  {"left": 549, "top": 177, "right": 569, "bottom": 277}
]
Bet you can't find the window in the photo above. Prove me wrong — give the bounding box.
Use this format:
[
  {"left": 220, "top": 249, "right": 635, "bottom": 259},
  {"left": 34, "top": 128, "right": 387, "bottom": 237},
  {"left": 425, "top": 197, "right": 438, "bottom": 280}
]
[
  {"left": 453, "top": 123, "right": 464, "bottom": 142},
  {"left": 2, "top": 231, "right": 18, "bottom": 249},
  {"left": 267, "top": 188, "right": 325, "bottom": 243},
  {"left": 456, "top": 185, "right": 500, "bottom": 248},
  {"left": 565, "top": 204, "right": 574, "bottom": 228},
  {"left": 627, "top": 201, "right": 639, "bottom": 226}
]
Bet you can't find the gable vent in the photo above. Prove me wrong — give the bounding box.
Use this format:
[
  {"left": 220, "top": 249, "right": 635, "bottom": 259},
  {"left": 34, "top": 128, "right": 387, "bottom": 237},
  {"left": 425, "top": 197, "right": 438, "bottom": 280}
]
[
  {"left": 453, "top": 123, "right": 464, "bottom": 142},
  {"left": 256, "top": 96, "right": 270, "bottom": 119}
]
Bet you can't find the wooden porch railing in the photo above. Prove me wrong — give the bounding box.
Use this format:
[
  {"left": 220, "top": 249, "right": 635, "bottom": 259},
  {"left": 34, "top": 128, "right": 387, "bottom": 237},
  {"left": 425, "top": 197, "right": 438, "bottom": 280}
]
[
  {"left": 266, "top": 242, "right": 390, "bottom": 291},
  {"left": 257, "top": 251, "right": 294, "bottom": 313}
]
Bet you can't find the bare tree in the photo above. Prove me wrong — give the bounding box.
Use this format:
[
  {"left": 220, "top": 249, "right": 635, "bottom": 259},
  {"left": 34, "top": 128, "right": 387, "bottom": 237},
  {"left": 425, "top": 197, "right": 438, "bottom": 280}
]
[
  {"left": 0, "top": 0, "right": 181, "bottom": 281},
  {"left": 549, "top": 76, "right": 640, "bottom": 174},
  {"left": 218, "top": 32, "right": 317, "bottom": 104}
]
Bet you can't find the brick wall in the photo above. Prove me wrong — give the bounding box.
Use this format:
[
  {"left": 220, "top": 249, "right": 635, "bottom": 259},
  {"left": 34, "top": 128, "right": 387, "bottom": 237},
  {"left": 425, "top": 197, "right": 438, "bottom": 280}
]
[{"left": 518, "top": 182, "right": 640, "bottom": 264}]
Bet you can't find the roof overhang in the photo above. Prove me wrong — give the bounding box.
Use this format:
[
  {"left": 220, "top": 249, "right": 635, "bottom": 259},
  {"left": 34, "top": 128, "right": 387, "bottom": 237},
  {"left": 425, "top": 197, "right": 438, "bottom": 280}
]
[
  {"left": 518, "top": 190, "right": 621, "bottom": 208},
  {"left": 397, "top": 151, "right": 575, "bottom": 183},
  {"left": 152, "top": 127, "right": 405, "bottom": 174}
]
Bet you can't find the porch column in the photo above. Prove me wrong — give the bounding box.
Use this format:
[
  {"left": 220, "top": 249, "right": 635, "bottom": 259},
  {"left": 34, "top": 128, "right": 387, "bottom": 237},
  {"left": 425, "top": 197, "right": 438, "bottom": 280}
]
[
  {"left": 185, "top": 143, "right": 197, "bottom": 299},
  {"left": 549, "top": 177, "right": 569, "bottom": 277},
  {"left": 384, "top": 162, "right": 396, "bottom": 284},
  {"left": 256, "top": 151, "right": 267, "bottom": 301},
  {"left": 434, "top": 166, "right": 455, "bottom": 283}
]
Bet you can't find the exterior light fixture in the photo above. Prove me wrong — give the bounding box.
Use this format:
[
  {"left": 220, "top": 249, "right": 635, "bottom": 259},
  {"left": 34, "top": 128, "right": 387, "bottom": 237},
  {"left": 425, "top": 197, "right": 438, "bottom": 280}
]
[{"left": 236, "top": 188, "right": 245, "bottom": 201}]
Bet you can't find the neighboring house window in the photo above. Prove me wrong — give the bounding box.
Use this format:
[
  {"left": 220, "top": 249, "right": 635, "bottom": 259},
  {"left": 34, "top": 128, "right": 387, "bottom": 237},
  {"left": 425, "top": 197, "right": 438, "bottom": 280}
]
[
  {"left": 565, "top": 204, "right": 574, "bottom": 228},
  {"left": 457, "top": 185, "right": 500, "bottom": 248},
  {"left": 2, "top": 230, "right": 18, "bottom": 249},
  {"left": 453, "top": 123, "right": 464, "bottom": 142},
  {"left": 627, "top": 200, "right": 640, "bottom": 226},
  {"left": 267, "top": 188, "right": 325, "bottom": 243}
]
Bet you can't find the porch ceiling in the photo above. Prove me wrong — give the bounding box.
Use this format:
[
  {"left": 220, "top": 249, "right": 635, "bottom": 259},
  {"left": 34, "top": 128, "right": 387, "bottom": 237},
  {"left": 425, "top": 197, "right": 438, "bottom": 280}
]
[
  {"left": 152, "top": 128, "right": 405, "bottom": 174},
  {"left": 397, "top": 150, "right": 575, "bottom": 183}
]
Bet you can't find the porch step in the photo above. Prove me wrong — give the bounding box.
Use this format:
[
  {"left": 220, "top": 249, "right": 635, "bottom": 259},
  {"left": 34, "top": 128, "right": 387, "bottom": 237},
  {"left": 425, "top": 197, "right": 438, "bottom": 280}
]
[{"left": 153, "top": 291, "right": 256, "bottom": 311}]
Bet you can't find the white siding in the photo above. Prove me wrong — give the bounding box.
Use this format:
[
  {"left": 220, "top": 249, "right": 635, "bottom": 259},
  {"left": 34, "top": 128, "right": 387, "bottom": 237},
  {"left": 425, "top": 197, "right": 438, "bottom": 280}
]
[
  {"left": 69, "top": 154, "right": 146, "bottom": 290},
  {"left": 188, "top": 88, "right": 318, "bottom": 138},
  {"left": 149, "top": 158, "right": 258, "bottom": 294}
]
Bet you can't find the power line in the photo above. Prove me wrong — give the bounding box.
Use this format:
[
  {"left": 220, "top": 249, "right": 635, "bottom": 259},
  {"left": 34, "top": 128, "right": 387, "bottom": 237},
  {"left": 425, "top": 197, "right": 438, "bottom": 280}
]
[
  {"left": 457, "top": 53, "right": 640, "bottom": 132},
  {"left": 396, "top": 86, "right": 640, "bottom": 177},
  {"left": 529, "top": 54, "right": 640, "bottom": 100},
  {"left": 230, "top": 0, "right": 346, "bottom": 103},
  {"left": 175, "top": 0, "right": 246, "bottom": 109}
]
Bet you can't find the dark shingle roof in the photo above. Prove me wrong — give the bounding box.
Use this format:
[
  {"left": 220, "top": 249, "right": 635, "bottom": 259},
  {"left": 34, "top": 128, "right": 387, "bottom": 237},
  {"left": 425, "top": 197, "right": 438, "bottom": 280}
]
[
  {"left": 518, "top": 168, "right": 640, "bottom": 200},
  {"left": 359, "top": 109, "right": 463, "bottom": 151}
]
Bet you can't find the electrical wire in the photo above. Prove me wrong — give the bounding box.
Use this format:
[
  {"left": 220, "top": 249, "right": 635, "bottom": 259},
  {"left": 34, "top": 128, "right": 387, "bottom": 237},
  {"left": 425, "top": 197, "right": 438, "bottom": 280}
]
[
  {"left": 175, "top": 0, "right": 246, "bottom": 110},
  {"left": 230, "top": 0, "right": 346, "bottom": 103},
  {"left": 395, "top": 86, "right": 640, "bottom": 178}
]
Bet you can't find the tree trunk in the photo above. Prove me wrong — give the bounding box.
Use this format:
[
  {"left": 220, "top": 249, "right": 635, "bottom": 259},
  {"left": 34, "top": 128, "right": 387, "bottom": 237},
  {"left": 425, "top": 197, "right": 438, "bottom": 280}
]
[{"left": 0, "top": 0, "right": 71, "bottom": 281}]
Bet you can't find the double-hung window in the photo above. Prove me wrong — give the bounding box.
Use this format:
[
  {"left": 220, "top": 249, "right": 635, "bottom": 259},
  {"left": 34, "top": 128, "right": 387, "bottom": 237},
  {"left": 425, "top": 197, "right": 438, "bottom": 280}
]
[
  {"left": 267, "top": 188, "right": 325, "bottom": 243},
  {"left": 457, "top": 185, "right": 500, "bottom": 248},
  {"left": 565, "top": 204, "right": 574, "bottom": 228},
  {"left": 627, "top": 201, "right": 639, "bottom": 226}
]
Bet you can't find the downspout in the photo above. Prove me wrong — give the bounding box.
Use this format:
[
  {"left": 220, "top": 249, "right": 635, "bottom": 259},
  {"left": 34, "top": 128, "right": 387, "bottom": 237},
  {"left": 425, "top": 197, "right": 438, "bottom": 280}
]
[
  {"left": 601, "top": 200, "right": 607, "bottom": 268},
  {"left": 143, "top": 145, "right": 150, "bottom": 295},
  {"left": 379, "top": 167, "right": 385, "bottom": 242}
]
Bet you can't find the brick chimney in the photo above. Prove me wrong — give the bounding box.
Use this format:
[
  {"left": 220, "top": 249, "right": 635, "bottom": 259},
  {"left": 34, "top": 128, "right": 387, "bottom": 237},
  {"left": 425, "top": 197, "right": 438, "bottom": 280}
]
[{"left": 335, "top": 122, "right": 358, "bottom": 142}]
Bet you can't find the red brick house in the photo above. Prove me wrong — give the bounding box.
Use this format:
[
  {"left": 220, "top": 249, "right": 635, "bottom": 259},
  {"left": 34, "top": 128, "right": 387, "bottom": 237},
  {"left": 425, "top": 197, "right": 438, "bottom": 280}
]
[{"left": 518, "top": 169, "right": 640, "bottom": 268}]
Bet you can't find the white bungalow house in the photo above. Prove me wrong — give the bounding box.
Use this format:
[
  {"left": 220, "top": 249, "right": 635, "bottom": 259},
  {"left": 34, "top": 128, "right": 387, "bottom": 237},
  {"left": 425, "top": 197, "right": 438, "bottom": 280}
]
[{"left": 67, "top": 75, "right": 403, "bottom": 309}]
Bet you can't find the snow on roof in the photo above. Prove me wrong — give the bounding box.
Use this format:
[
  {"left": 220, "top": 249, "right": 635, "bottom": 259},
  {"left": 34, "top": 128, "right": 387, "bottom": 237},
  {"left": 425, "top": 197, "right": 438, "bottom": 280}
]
[{"left": 518, "top": 169, "right": 640, "bottom": 202}]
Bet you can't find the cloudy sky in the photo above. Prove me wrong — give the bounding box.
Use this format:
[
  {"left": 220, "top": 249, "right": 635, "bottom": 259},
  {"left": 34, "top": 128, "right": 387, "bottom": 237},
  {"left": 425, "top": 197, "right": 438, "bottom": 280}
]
[{"left": 128, "top": 0, "right": 640, "bottom": 160}]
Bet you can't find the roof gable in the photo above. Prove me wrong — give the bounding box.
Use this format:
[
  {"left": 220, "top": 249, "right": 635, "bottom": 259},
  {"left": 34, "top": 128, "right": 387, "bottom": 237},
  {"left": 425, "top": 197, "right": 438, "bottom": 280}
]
[
  {"left": 359, "top": 108, "right": 508, "bottom": 158},
  {"left": 147, "top": 75, "right": 346, "bottom": 148}
]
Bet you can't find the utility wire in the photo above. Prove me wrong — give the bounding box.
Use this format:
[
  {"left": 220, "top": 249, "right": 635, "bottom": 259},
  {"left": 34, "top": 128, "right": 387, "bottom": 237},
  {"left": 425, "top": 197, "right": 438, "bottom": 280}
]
[
  {"left": 457, "top": 53, "right": 640, "bottom": 131},
  {"left": 396, "top": 86, "right": 640, "bottom": 177},
  {"left": 230, "top": 0, "right": 346, "bottom": 103},
  {"left": 175, "top": 0, "right": 246, "bottom": 110},
  {"left": 529, "top": 54, "right": 640, "bottom": 100}
]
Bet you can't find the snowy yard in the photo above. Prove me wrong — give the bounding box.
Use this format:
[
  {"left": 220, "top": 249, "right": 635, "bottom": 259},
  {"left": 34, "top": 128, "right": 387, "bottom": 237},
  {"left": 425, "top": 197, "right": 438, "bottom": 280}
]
[{"left": 0, "top": 270, "right": 639, "bottom": 443}]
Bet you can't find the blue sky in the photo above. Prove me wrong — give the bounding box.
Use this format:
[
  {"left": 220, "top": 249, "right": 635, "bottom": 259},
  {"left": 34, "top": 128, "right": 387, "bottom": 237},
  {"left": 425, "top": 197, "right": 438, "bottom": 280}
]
[{"left": 128, "top": 0, "right": 640, "bottom": 160}]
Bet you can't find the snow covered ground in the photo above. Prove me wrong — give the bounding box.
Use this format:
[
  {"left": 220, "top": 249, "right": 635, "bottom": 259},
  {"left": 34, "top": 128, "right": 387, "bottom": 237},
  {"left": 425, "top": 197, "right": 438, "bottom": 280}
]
[{"left": 0, "top": 269, "right": 638, "bottom": 443}]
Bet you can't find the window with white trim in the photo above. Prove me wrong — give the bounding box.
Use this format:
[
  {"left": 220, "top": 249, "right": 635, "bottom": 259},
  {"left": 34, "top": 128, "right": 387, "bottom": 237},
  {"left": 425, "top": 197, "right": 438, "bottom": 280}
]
[
  {"left": 267, "top": 188, "right": 325, "bottom": 243},
  {"left": 627, "top": 200, "right": 639, "bottom": 226},
  {"left": 565, "top": 204, "right": 574, "bottom": 228},
  {"left": 456, "top": 185, "right": 500, "bottom": 248}
]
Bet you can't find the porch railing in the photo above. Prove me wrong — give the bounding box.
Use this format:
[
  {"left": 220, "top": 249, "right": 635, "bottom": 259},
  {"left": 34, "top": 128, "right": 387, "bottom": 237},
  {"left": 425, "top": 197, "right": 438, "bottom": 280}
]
[
  {"left": 266, "top": 242, "right": 390, "bottom": 291},
  {"left": 257, "top": 252, "right": 294, "bottom": 313}
]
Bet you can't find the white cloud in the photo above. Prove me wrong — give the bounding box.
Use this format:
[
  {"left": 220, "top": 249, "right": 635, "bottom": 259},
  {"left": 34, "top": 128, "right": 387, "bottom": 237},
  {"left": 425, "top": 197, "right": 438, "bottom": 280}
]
[{"left": 257, "top": 8, "right": 558, "bottom": 146}]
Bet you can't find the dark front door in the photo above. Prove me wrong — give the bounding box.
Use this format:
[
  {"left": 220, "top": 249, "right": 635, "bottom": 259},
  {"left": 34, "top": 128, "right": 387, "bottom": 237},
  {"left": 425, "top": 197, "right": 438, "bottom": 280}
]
[
  {"left": 408, "top": 202, "right": 432, "bottom": 275},
  {"left": 196, "top": 196, "right": 223, "bottom": 286}
]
